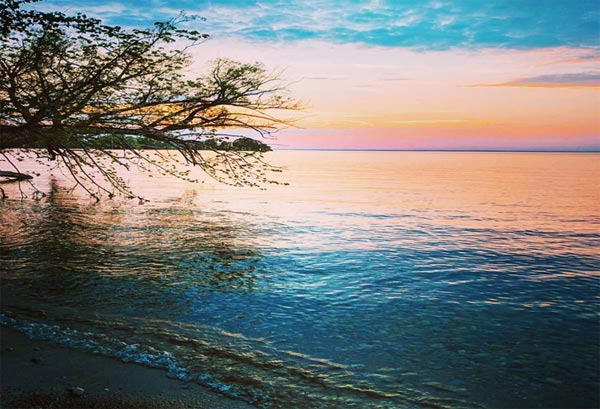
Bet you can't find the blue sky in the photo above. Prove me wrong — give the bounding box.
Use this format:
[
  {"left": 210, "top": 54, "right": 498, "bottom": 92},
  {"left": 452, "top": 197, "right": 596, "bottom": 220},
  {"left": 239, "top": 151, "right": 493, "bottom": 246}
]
[
  {"left": 39, "top": 0, "right": 600, "bottom": 49},
  {"left": 31, "top": 0, "right": 600, "bottom": 150}
]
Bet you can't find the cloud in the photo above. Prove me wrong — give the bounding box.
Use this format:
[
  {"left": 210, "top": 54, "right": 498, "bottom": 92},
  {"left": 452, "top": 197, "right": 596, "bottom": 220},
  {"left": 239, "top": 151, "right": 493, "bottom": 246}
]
[
  {"left": 304, "top": 76, "right": 337, "bottom": 80},
  {"left": 391, "top": 119, "right": 468, "bottom": 124},
  {"left": 86, "top": 3, "right": 127, "bottom": 15},
  {"left": 481, "top": 73, "right": 600, "bottom": 88},
  {"left": 380, "top": 76, "right": 411, "bottom": 82},
  {"left": 186, "top": 38, "right": 599, "bottom": 142},
  {"left": 35, "top": 0, "right": 600, "bottom": 50},
  {"left": 549, "top": 52, "right": 600, "bottom": 66},
  {"left": 26, "top": 0, "right": 151, "bottom": 21}
]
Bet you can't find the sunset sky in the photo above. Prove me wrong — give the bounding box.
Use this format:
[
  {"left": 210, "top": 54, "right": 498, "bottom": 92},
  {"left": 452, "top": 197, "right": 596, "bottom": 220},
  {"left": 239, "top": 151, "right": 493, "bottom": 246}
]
[{"left": 35, "top": 0, "right": 599, "bottom": 150}]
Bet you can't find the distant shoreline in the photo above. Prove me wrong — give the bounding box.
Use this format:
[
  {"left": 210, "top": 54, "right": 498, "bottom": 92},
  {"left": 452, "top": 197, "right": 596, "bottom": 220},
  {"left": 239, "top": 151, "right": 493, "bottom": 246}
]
[{"left": 271, "top": 148, "right": 600, "bottom": 153}]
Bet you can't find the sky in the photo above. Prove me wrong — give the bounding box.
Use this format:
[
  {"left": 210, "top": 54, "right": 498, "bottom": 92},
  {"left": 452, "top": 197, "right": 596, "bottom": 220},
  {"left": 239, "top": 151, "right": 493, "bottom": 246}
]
[{"left": 34, "top": 0, "right": 600, "bottom": 150}]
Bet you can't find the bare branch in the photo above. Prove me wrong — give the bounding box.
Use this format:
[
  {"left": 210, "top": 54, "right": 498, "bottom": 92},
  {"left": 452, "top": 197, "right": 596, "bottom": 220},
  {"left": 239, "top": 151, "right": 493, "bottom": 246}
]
[{"left": 0, "top": 2, "right": 300, "bottom": 199}]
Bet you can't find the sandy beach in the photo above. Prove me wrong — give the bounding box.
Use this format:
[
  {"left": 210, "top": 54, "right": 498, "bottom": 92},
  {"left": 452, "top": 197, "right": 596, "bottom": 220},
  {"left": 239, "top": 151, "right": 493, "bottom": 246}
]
[{"left": 0, "top": 326, "right": 253, "bottom": 408}]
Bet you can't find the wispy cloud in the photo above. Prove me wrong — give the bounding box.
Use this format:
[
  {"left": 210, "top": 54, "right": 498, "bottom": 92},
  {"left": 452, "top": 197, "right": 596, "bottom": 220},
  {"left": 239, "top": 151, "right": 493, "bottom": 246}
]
[
  {"left": 380, "top": 76, "right": 411, "bottom": 82},
  {"left": 392, "top": 119, "right": 468, "bottom": 124},
  {"left": 547, "top": 52, "right": 600, "bottom": 66},
  {"left": 304, "top": 76, "right": 339, "bottom": 81},
  {"left": 86, "top": 3, "right": 126, "bottom": 15},
  {"left": 35, "top": 0, "right": 600, "bottom": 50},
  {"left": 479, "top": 73, "right": 600, "bottom": 88},
  {"left": 28, "top": 0, "right": 152, "bottom": 21}
]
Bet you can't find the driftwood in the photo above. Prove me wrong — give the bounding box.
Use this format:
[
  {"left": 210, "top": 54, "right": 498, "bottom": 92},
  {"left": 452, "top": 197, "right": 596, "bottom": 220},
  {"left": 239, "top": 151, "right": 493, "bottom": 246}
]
[{"left": 0, "top": 170, "right": 34, "bottom": 184}]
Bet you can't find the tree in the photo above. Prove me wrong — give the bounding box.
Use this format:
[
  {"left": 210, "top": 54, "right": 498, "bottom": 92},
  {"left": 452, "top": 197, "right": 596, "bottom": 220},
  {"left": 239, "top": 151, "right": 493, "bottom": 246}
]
[{"left": 0, "top": 0, "right": 298, "bottom": 200}]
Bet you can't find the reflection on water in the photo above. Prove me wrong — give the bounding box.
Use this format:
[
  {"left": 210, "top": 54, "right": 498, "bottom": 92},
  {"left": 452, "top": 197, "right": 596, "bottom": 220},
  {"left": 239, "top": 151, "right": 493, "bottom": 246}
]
[{"left": 1, "top": 152, "right": 599, "bottom": 408}]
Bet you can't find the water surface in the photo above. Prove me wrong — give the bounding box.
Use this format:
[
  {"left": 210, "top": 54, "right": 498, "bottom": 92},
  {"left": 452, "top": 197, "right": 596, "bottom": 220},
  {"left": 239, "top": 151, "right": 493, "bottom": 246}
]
[{"left": 1, "top": 152, "right": 599, "bottom": 408}]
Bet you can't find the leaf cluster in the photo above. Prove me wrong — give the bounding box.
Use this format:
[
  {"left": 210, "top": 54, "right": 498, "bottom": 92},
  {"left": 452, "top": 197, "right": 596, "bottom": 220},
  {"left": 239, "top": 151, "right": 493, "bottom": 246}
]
[{"left": 0, "top": 0, "right": 298, "bottom": 200}]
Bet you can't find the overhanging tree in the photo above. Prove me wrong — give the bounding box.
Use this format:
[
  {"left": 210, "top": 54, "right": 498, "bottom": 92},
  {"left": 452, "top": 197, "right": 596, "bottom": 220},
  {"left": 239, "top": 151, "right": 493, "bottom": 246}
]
[{"left": 0, "top": 0, "right": 298, "bottom": 200}]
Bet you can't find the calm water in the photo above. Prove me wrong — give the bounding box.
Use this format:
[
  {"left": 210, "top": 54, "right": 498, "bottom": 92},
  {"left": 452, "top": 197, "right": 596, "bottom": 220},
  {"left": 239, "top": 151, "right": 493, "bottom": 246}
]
[{"left": 1, "top": 152, "right": 599, "bottom": 408}]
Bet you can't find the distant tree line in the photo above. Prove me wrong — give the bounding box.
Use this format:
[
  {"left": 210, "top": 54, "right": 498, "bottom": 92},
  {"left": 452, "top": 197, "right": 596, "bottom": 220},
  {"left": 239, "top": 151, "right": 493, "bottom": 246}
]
[{"left": 1, "top": 134, "right": 272, "bottom": 152}]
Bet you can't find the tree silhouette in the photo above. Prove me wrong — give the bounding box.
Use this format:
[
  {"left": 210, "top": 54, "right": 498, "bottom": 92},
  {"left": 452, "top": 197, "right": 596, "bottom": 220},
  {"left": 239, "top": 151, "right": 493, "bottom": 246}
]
[{"left": 0, "top": 0, "right": 298, "bottom": 199}]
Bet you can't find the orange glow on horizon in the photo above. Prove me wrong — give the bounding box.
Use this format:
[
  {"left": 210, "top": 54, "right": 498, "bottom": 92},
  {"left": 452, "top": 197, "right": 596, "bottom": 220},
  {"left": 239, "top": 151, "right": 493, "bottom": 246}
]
[{"left": 190, "top": 41, "right": 600, "bottom": 150}]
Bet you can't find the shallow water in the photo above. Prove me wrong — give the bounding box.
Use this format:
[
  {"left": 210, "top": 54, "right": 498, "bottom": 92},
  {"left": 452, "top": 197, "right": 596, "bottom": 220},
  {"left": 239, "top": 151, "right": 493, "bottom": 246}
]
[{"left": 1, "top": 151, "right": 599, "bottom": 408}]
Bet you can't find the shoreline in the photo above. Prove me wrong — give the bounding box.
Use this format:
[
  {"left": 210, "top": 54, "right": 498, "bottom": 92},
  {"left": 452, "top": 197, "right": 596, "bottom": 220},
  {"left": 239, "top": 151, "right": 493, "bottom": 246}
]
[{"left": 0, "top": 326, "right": 252, "bottom": 409}]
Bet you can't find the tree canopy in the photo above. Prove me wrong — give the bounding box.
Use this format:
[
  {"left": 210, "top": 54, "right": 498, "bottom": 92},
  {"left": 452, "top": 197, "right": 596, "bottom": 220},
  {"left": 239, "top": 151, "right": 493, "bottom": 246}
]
[{"left": 0, "top": 0, "right": 298, "bottom": 200}]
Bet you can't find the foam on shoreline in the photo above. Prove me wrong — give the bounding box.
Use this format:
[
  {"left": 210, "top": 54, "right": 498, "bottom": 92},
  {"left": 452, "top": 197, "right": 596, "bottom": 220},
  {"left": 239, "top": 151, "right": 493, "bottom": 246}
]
[{"left": 0, "top": 325, "right": 253, "bottom": 408}]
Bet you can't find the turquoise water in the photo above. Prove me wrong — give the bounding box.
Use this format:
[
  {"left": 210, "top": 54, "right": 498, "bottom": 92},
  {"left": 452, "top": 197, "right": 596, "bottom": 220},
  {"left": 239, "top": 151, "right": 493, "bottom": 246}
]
[{"left": 1, "top": 152, "right": 599, "bottom": 408}]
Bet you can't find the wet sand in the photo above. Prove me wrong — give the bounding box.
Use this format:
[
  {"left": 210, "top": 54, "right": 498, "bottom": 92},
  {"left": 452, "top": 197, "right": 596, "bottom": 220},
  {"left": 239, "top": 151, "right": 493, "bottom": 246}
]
[{"left": 0, "top": 326, "right": 253, "bottom": 408}]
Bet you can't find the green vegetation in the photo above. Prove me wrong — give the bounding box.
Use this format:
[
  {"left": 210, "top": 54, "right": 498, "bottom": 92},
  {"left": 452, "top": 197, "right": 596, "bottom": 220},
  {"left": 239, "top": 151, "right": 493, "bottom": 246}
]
[
  {"left": 2, "top": 134, "right": 272, "bottom": 152},
  {"left": 0, "top": 0, "right": 295, "bottom": 199}
]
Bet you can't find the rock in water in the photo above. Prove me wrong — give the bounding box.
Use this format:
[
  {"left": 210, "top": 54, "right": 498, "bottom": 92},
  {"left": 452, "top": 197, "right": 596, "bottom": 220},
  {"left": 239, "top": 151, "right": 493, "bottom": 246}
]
[{"left": 68, "top": 387, "right": 85, "bottom": 397}]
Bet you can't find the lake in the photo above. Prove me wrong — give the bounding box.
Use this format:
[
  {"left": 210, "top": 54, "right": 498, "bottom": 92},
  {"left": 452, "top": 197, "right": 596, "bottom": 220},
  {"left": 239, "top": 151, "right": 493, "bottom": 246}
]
[{"left": 1, "top": 151, "right": 599, "bottom": 408}]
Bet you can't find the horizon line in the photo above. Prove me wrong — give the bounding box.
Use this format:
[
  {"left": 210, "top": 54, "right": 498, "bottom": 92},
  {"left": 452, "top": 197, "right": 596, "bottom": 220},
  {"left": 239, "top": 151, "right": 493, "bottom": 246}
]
[{"left": 272, "top": 148, "right": 600, "bottom": 153}]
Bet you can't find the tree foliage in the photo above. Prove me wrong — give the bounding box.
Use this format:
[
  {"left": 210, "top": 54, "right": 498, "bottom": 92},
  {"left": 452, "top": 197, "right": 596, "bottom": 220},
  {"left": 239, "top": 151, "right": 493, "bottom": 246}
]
[{"left": 0, "top": 0, "right": 298, "bottom": 199}]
